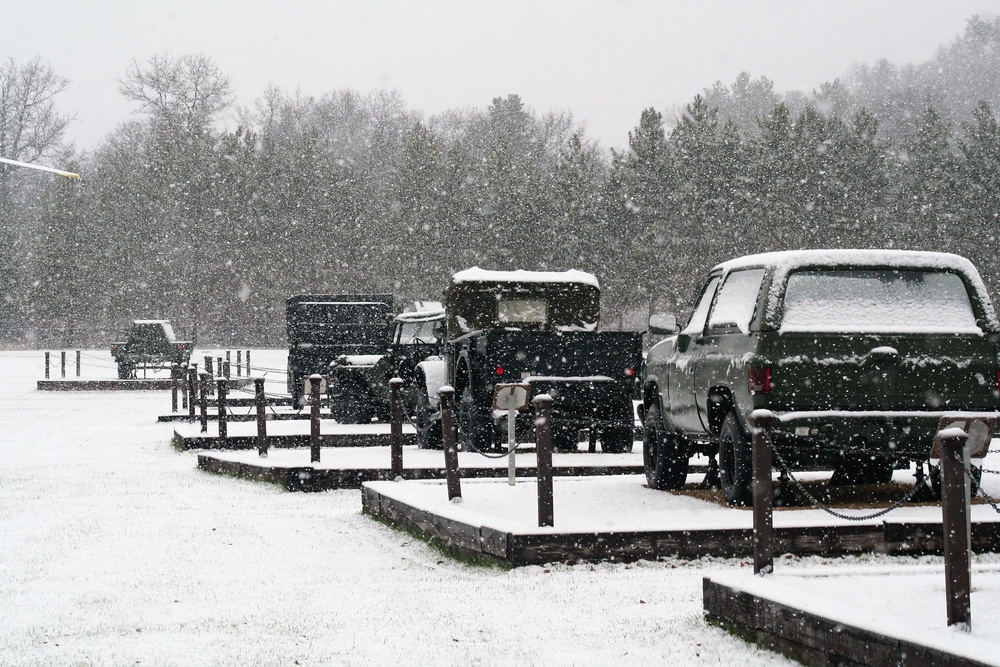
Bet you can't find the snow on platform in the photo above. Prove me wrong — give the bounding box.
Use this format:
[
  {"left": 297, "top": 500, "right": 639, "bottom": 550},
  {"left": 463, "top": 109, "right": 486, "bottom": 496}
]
[
  {"left": 197, "top": 442, "right": 647, "bottom": 490},
  {"left": 705, "top": 565, "right": 1000, "bottom": 666},
  {"left": 361, "top": 473, "right": 1000, "bottom": 566}
]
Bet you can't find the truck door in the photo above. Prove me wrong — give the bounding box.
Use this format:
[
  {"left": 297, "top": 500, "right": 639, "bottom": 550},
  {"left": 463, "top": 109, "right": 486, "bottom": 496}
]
[{"left": 667, "top": 276, "right": 720, "bottom": 433}]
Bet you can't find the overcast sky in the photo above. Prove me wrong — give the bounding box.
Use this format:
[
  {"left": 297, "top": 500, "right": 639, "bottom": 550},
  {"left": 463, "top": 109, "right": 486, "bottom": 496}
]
[{"left": 6, "top": 0, "right": 998, "bottom": 153}]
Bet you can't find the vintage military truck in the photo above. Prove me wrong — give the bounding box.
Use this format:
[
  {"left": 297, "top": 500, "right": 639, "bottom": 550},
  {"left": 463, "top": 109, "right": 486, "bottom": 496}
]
[
  {"left": 413, "top": 268, "right": 644, "bottom": 453},
  {"left": 328, "top": 304, "right": 446, "bottom": 423},
  {"left": 285, "top": 294, "right": 394, "bottom": 408},
  {"left": 110, "top": 320, "right": 194, "bottom": 379},
  {"left": 641, "top": 249, "right": 1000, "bottom": 505}
]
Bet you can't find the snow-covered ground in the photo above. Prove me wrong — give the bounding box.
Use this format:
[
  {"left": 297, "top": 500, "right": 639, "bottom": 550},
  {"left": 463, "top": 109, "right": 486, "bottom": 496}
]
[{"left": 3, "top": 349, "right": 999, "bottom": 666}]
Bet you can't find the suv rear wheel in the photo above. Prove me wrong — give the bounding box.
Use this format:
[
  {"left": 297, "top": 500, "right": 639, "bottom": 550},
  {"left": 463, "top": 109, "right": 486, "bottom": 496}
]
[{"left": 718, "top": 412, "right": 753, "bottom": 506}]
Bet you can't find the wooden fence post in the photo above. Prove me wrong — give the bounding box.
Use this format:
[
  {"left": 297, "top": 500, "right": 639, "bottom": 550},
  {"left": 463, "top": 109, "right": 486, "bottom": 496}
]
[
  {"left": 76, "top": 350, "right": 81, "bottom": 377},
  {"left": 310, "top": 374, "right": 322, "bottom": 463},
  {"left": 199, "top": 371, "right": 209, "bottom": 433},
  {"left": 60, "top": 351, "right": 66, "bottom": 378},
  {"left": 440, "top": 387, "right": 461, "bottom": 500},
  {"left": 187, "top": 365, "right": 197, "bottom": 421},
  {"left": 389, "top": 378, "right": 404, "bottom": 480},
  {"left": 751, "top": 410, "right": 776, "bottom": 575},
  {"left": 204, "top": 356, "right": 214, "bottom": 396},
  {"left": 44, "top": 352, "right": 50, "bottom": 379},
  {"left": 171, "top": 363, "right": 179, "bottom": 413},
  {"left": 255, "top": 377, "right": 268, "bottom": 458},
  {"left": 217, "top": 378, "right": 228, "bottom": 446},
  {"left": 940, "top": 431, "right": 972, "bottom": 630},
  {"left": 236, "top": 350, "right": 242, "bottom": 377},
  {"left": 533, "top": 394, "right": 554, "bottom": 528}
]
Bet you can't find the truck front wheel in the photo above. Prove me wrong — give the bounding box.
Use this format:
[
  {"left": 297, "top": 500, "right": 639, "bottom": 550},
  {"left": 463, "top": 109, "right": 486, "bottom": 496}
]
[
  {"left": 642, "top": 405, "right": 687, "bottom": 490},
  {"left": 718, "top": 412, "right": 753, "bottom": 506},
  {"left": 415, "top": 387, "right": 443, "bottom": 450}
]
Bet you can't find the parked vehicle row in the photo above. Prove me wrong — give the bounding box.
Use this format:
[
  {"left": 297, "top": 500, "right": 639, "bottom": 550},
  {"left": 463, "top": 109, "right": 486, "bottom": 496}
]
[{"left": 277, "top": 248, "right": 1000, "bottom": 504}]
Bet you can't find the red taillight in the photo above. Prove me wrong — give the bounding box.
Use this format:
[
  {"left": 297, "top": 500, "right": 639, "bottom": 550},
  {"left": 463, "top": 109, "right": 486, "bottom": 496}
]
[
  {"left": 495, "top": 367, "right": 505, "bottom": 376},
  {"left": 624, "top": 367, "right": 635, "bottom": 377},
  {"left": 749, "top": 366, "right": 771, "bottom": 394}
]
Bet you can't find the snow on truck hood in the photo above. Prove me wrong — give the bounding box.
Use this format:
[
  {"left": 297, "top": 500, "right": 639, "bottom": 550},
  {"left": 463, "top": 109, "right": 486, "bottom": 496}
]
[{"left": 715, "top": 249, "right": 1000, "bottom": 332}]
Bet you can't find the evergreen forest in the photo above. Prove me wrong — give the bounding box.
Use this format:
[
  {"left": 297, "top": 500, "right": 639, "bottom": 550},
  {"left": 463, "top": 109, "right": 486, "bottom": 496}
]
[{"left": 2, "top": 17, "right": 1000, "bottom": 347}]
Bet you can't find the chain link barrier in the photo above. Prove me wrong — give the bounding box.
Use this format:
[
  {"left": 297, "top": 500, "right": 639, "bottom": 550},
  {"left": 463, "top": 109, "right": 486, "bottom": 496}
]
[{"left": 768, "top": 441, "right": 931, "bottom": 521}]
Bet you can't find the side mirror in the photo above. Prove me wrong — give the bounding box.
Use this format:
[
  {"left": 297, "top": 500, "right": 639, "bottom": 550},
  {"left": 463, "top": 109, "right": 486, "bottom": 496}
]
[{"left": 648, "top": 313, "right": 678, "bottom": 335}]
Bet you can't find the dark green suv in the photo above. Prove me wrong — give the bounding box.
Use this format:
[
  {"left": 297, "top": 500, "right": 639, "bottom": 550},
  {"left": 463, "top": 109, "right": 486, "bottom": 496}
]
[{"left": 641, "top": 250, "right": 1000, "bottom": 505}]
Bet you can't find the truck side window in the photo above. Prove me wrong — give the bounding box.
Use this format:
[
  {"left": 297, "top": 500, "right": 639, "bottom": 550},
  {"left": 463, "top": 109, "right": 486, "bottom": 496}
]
[
  {"left": 681, "top": 276, "right": 720, "bottom": 336},
  {"left": 708, "top": 268, "right": 765, "bottom": 334}
]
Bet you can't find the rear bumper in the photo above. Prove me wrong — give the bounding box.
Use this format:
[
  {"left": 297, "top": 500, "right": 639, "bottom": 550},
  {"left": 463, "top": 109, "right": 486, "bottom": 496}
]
[{"left": 768, "top": 409, "right": 1000, "bottom": 460}]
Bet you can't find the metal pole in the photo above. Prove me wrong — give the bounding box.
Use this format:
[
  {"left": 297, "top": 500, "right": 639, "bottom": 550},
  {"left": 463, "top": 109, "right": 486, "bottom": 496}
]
[
  {"left": 310, "top": 374, "right": 322, "bottom": 463},
  {"left": 508, "top": 405, "right": 517, "bottom": 486},
  {"left": 533, "top": 394, "right": 554, "bottom": 527},
  {"left": 751, "top": 411, "right": 776, "bottom": 575},
  {"left": 941, "top": 432, "right": 972, "bottom": 630},
  {"left": 217, "top": 378, "right": 228, "bottom": 445},
  {"left": 440, "top": 387, "right": 461, "bottom": 500},
  {"left": 255, "top": 378, "right": 268, "bottom": 458},
  {"left": 389, "top": 378, "right": 404, "bottom": 480}
]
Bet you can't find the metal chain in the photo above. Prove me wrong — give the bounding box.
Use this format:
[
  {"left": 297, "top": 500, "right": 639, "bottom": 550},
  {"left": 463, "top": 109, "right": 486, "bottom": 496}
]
[{"left": 769, "top": 442, "right": 928, "bottom": 521}]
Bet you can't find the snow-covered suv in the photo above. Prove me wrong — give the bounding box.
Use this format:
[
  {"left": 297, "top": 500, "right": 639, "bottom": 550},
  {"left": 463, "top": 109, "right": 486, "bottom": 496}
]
[{"left": 641, "top": 249, "right": 1000, "bottom": 505}]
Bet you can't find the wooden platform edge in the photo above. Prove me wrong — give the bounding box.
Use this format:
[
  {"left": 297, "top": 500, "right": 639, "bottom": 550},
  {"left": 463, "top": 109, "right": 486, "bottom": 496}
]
[
  {"left": 703, "top": 577, "right": 992, "bottom": 667},
  {"left": 361, "top": 487, "right": 1000, "bottom": 567}
]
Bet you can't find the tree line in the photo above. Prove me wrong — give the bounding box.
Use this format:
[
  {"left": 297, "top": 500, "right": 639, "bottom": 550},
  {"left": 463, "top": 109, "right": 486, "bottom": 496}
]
[{"left": 2, "top": 17, "right": 1000, "bottom": 347}]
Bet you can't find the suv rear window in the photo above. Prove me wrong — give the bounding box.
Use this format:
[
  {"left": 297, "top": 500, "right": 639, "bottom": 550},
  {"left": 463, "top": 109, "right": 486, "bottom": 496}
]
[{"left": 780, "top": 269, "right": 981, "bottom": 334}]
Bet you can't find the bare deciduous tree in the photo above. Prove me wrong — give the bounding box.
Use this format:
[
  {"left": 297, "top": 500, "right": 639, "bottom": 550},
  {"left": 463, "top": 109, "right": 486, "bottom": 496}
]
[
  {"left": 119, "top": 53, "right": 233, "bottom": 134},
  {"left": 0, "top": 56, "right": 73, "bottom": 166}
]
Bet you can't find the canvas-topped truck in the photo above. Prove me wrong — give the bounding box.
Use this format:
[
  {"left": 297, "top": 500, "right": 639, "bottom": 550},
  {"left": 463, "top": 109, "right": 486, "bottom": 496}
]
[
  {"left": 328, "top": 304, "right": 446, "bottom": 423},
  {"left": 285, "top": 294, "right": 394, "bottom": 408},
  {"left": 110, "top": 320, "right": 194, "bottom": 379},
  {"left": 414, "top": 268, "right": 644, "bottom": 452}
]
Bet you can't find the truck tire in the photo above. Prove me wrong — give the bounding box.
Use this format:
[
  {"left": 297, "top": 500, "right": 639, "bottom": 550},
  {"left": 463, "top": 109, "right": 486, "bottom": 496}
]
[
  {"left": 929, "top": 462, "right": 981, "bottom": 499},
  {"left": 458, "top": 386, "right": 492, "bottom": 451},
  {"left": 600, "top": 424, "right": 634, "bottom": 454},
  {"left": 642, "top": 405, "right": 687, "bottom": 490},
  {"left": 415, "top": 387, "right": 443, "bottom": 450},
  {"left": 718, "top": 412, "right": 753, "bottom": 506},
  {"left": 329, "top": 382, "right": 375, "bottom": 424}
]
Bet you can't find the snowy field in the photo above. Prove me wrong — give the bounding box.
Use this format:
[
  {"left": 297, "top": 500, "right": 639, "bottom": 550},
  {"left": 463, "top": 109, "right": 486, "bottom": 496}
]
[{"left": 3, "top": 349, "right": 1000, "bottom": 666}]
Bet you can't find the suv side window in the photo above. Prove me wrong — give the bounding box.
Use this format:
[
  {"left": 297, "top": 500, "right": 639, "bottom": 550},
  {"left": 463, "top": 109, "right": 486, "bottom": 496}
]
[
  {"left": 708, "top": 268, "right": 765, "bottom": 334},
  {"left": 681, "top": 276, "right": 721, "bottom": 336}
]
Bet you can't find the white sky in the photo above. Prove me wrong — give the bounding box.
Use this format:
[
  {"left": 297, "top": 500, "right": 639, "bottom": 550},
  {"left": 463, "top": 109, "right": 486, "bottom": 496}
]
[{"left": 5, "top": 0, "right": 998, "bottom": 152}]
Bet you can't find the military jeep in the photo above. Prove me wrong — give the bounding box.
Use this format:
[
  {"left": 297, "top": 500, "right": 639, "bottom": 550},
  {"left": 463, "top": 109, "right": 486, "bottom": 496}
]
[{"left": 110, "top": 320, "right": 194, "bottom": 379}]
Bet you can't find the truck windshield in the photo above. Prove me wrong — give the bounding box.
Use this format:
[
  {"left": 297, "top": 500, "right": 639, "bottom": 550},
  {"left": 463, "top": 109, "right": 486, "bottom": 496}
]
[
  {"left": 780, "top": 269, "right": 981, "bottom": 334},
  {"left": 397, "top": 319, "right": 442, "bottom": 344}
]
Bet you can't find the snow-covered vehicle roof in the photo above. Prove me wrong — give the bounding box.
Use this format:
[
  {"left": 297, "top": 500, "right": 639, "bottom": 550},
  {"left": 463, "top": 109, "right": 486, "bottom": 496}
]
[
  {"left": 712, "top": 249, "right": 999, "bottom": 332},
  {"left": 450, "top": 267, "right": 599, "bottom": 288}
]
